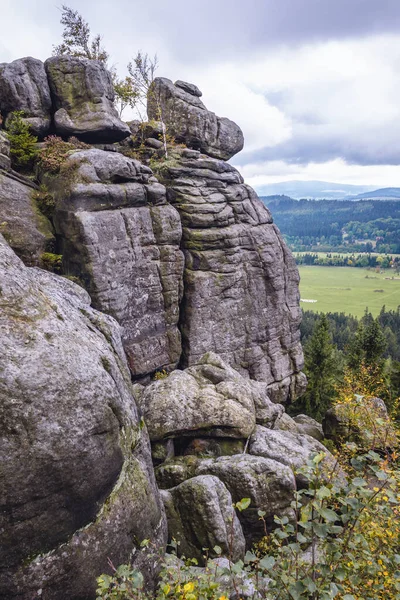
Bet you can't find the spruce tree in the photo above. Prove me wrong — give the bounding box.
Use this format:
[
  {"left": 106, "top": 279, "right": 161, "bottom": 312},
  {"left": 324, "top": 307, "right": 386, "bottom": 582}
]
[{"left": 295, "top": 314, "right": 337, "bottom": 421}]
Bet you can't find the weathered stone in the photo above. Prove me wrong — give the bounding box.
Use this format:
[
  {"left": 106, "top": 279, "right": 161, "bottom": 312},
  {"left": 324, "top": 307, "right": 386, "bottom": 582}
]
[
  {"left": 156, "top": 454, "right": 296, "bottom": 545},
  {"left": 0, "top": 57, "right": 51, "bottom": 137},
  {"left": 148, "top": 78, "right": 244, "bottom": 160},
  {"left": 138, "top": 352, "right": 279, "bottom": 441},
  {"left": 152, "top": 439, "right": 175, "bottom": 465},
  {"left": 0, "top": 131, "right": 11, "bottom": 170},
  {"left": 161, "top": 475, "right": 245, "bottom": 563},
  {"left": 323, "top": 397, "right": 393, "bottom": 448},
  {"left": 155, "top": 149, "right": 304, "bottom": 403},
  {"left": 0, "top": 235, "right": 167, "bottom": 600},
  {"left": 249, "top": 425, "right": 338, "bottom": 486},
  {"left": 54, "top": 149, "right": 184, "bottom": 378},
  {"left": 138, "top": 368, "right": 255, "bottom": 441},
  {"left": 195, "top": 455, "right": 296, "bottom": 545},
  {"left": 273, "top": 412, "right": 301, "bottom": 434},
  {"left": 0, "top": 170, "right": 54, "bottom": 265},
  {"left": 45, "top": 56, "right": 130, "bottom": 143},
  {"left": 293, "top": 414, "right": 324, "bottom": 441}
]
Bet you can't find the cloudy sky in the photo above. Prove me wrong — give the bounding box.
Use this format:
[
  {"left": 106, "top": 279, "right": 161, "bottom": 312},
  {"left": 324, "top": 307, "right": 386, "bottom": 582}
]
[{"left": 2, "top": 0, "right": 400, "bottom": 190}]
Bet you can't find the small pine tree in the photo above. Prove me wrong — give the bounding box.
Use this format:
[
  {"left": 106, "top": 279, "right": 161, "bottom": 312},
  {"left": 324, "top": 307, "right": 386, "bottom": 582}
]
[
  {"left": 347, "top": 310, "right": 387, "bottom": 373},
  {"left": 6, "top": 111, "right": 38, "bottom": 171},
  {"left": 295, "top": 314, "right": 338, "bottom": 420}
]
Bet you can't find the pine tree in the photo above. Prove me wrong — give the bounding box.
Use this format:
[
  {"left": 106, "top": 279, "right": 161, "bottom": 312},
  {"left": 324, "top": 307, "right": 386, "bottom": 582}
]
[
  {"left": 294, "top": 314, "right": 338, "bottom": 421},
  {"left": 347, "top": 310, "right": 387, "bottom": 373}
]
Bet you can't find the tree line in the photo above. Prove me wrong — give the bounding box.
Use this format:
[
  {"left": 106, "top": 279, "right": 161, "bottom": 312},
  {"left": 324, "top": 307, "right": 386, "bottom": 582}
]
[
  {"left": 263, "top": 196, "right": 400, "bottom": 254},
  {"left": 291, "top": 306, "right": 400, "bottom": 421}
]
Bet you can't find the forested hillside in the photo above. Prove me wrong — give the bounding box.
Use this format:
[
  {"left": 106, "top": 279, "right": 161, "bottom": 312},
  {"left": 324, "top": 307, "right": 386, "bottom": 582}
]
[{"left": 263, "top": 196, "right": 400, "bottom": 253}]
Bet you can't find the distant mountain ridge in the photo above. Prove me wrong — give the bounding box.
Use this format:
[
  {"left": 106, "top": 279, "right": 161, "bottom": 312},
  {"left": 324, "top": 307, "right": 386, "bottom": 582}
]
[{"left": 254, "top": 180, "right": 400, "bottom": 200}]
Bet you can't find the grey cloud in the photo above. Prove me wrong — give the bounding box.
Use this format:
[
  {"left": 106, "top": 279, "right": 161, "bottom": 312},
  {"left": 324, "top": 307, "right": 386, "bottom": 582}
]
[
  {"left": 236, "top": 124, "right": 400, "bottom": 167},
  {"left": 111, "top": 0, "right": 400, "bottom": 62}
]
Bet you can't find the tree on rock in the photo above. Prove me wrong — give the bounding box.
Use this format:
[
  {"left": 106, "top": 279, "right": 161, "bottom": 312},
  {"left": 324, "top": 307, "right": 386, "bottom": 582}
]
[
  {"left": 53, "top": 5, "right": 109, "bottom": 62},
  {"left": 53, "top": 5, "right": 138, "bottom": 118}
]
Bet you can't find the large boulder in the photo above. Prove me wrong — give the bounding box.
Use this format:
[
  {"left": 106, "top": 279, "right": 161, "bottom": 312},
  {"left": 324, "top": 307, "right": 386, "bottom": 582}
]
[
  {"left": 156, "top": 454, "right": 296, "bottom": 546},
  {"left": 249, "top": 425, "right": 337, "bottom": 486},
  {"left": 155, "top": 148, "right": 305, "bottom": 403},
  {"left": 148, "top": 78, "right": 244, "bottom": 160},
  {"left": 54, "top": 148, "right": 184, "bottom": 378},
  {"left": 161, "top": 475, "right": 245, "bottom": 563},
  {"left": 45, "top": 56, "right": 130, "bottom": 143},
  {"left": 293, "top": 414, "right": 324, "bottom": 442},
  {"left": 0, "top": 171, "right": 54, "bottom": 266},
  {"left": 138, "top": 352, "right": 281, "bottom": 441},
  {"left": 0, "top": 235, "right": 167, "bottom": 600},
  {"left": 0, "top": 57, "right": 52, "bottom": 137}
]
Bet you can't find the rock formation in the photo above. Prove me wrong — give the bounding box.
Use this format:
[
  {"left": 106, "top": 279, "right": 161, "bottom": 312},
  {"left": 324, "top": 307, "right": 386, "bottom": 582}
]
[
  {"left": 0, "top": 234, "right": 166, "bottom": 600},
  {"left": 54, "top": 148, "right": 184, "bottom": 377},
  {"left": 148, "top": 77, "right": 244, "bottom": 160},
  {"left": 0, "top": 170, "right": 54, "bottom": 266},
  {"left": 0, "top": 56, "right": 315, "bottom": 599},
  {"left": 0, "top": 57, "right": 52, "bottom": 137},
  {"left": 45, "top": 56, "right": 131, "bottom": 142}
]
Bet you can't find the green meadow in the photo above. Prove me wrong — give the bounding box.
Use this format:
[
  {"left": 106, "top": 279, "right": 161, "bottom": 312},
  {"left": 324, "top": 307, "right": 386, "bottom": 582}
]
[{"left": 298, "top": 266, "right": 400, "bottom": 317}]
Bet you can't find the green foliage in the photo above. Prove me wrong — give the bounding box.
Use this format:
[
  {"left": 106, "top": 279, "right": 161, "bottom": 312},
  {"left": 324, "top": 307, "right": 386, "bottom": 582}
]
[
  {"left": 264, "top": 197, "right": 400, "bottom": 254},
  {"left": 32, "top": 185, "right": 56, "bottom": 219},
  {"left": 6, "top": 111, "right": 38, "bottom": 171},
  {"left": 112, "top": 74, "right": 139, "bottom": 118},
  {"left": 251, "top": 448, "right": 400, "bottom": 599},
  {"left": 153, "top": 369, "right": 169, "bottom": 381},
  {"left": 53, "top": 5, "right": 109, "bottom": 62},
  {"left": 293, "top": 315, "right": 339, "bottom": 420},
  {"left": 97, "top": 443, "right": 400, "bottom": 599},
  {"left": 346, "top": 310, "right": 387, "bottom": 374},
  {"left": 40, "top": 252, "right": 63, "bottom": 274}
]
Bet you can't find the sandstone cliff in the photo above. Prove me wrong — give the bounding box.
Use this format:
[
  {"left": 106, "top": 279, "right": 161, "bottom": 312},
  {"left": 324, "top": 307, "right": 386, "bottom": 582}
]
[{"left": 0, "top": 55, "right": 315, "bottom": 600}]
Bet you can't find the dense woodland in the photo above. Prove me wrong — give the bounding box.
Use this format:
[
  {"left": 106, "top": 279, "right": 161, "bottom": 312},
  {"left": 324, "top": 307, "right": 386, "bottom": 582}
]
[
  {"left": 263, "top": 196, "right": 400, "bottom": 254},
  {"left": 294, "top": 307, "right": 400, "bottom": 420}
]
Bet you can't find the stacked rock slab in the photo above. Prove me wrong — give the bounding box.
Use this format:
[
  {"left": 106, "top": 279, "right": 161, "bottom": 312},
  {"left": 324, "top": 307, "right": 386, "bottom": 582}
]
[
  {"left": 148, "top": 77, "right": 244, "bottom": 160},
  {"left": 54, "top": 148, "right": 184, "bottom": 377},
  {"left": 136, "top": 353, "right": 334, "bottom": 553},
  {"left": 155, "top": 149, "right": 305, "bottom": 402},
  {"left": 0, "top": 234, "right": 167, "bottom": 600},
  {"left": 45, "top": 56, "right": 131, "bottom": 142},
  {"left": 0, "top": 57, "right": 52, "bottom": 137},
  {"left": 0, "top": 170, "right": 54, "bottom": 266},
  {"left": 148, "top": 79, "right": 305, "bottom": 401}
]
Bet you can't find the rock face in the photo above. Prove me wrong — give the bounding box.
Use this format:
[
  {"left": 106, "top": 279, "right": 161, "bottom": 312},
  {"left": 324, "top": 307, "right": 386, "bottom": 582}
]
[
  {"left": 0, "top": 57, "right": 52, "bottom": 137},
  {"left": 154, "top": 148, "right": 305, "bottom": 403},
  {"left": 138, "top": 352, "right": 263, "bottom": 441},
  {"left": 0, "top": 131, "right": 11, "bottom": 170},
  {"left": 146, "top": 358, "right": 338, "bottom": 552},
  {"left": 161, "top": 475, "right": 245, "bottom": 563},
  {"left": 148, "top": 78, "right": 244, "bottom": 160},
  {"left": 0, "top": 171, "right": 54, "bottom": 266},
  {"left": 45, "top": 56, "right": 130, "bottom": 143},
  {"left": 0, "top": 235, "right": 167, "bottom": 600},
  {"left": 54, "top": 148, "right": 184, "bottom": 378},
  {"left": 293, "top": 414, "right": 324, "bottom": 441}
]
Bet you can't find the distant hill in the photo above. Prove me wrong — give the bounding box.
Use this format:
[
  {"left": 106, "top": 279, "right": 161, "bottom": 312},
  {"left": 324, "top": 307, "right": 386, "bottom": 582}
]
[
  {"left": 349, "top": 187, "right": 400, "bottom": 200},
  {"left": 254, "top": 180, "right": 376, "bottom": 200}
]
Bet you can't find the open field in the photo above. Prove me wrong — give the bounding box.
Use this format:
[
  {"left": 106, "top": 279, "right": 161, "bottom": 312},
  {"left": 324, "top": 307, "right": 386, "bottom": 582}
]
[
  {"left": 298, "top": 266, "right": 400, "bottom": 317},
  {"left": 295, "top": 251, "right": 400, "bottom": 259}
]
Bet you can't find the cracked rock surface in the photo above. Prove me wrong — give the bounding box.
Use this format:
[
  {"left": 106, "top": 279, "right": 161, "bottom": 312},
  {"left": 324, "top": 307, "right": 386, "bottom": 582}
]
[{"left": 0, "top": 235, "right": 166, "bottom": 600}]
